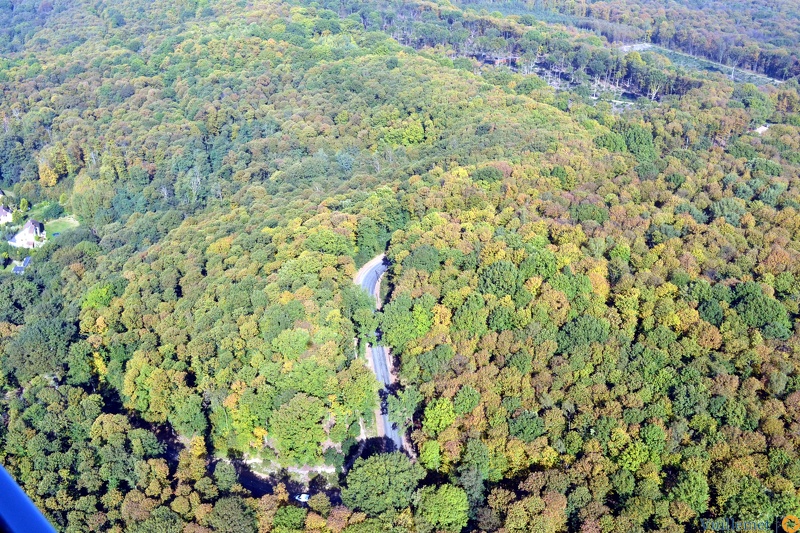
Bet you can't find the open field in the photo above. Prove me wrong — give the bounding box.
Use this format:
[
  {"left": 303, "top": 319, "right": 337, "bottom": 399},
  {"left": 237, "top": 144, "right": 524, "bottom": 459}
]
[{"left": 45, "top": 216, "right": 79, "bottom": 235}]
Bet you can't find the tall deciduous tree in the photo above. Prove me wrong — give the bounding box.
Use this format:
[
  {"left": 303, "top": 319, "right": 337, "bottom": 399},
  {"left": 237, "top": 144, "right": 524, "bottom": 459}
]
[
  {"left": 341, "top": 453, "right": 425, "bottom": 516},
  {"left": 414, "top": 484, "right": 469, "bottom": 532},
  {"left": 268, "top": 394, "right": 326, "bottom": 465}
]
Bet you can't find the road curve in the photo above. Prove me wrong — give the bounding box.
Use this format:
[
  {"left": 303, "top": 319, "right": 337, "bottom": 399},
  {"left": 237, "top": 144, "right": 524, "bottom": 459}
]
[{"left": 354, "top": 255, "right": 403, "bottom": 451}]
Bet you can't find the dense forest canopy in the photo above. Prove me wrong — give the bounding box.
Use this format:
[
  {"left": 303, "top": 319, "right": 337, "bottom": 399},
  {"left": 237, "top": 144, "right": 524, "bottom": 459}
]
[{"left": 1, "top": 0, "right": 800, "bottom": 532}]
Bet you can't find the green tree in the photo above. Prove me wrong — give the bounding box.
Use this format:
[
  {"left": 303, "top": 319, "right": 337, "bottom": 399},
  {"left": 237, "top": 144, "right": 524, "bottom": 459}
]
[
  {"left": 722, "top": 476, "right": 772, "bottom": 521},
  {"left": 355, "top": 217, "right": 382, "bottom": 265},
  {"left": 414, "top": 484, "right": 469, "bottom": 532},
  {"left": 388, "top": 386, "right": 423, "bottom": 431},
  {"left": 4, "top": 317, "right": 76, "bottom": 382},
  {"left": 82, "top": 285, "right": 113, "bottom": 310},
  {"left": 453, "top": 386, "right": 480, "bottom": 415},
  {"left": 353, "top": 307, "right": 379, "bottom": 341},
  {"left": 471, "top": 166, "right": 504, "bottom": 182},
  {"left": 308, "top": 493, "right": 332, "bottom": 516},
  {"left": 404, "top": 245, "right": 440, "bottom": 273},
  {"left": 273, "top": 505, "right": 307, "bottom": 530},
  {"left": 452, "top": 293, "right": 488, "bottom": 337},
  {"left": 269, "top": 394, "right": 326, "bottom": 465},
  {"left": 509, "top": 411, "right": 545, "bottom": 442},
  {"left": 130, "top": 507, "right": 184, "bottom": 533},
  {"left": 670, "top": 470, "right": 709, "bottom": 514},
  {"left": 380, "top": 294, "right": 434, "bottom": 352},
  {"left": 733, "top": 282, "right": 791, "bottom": 338},
  {"left": 556, "top": 315, "right": 610, "bottom": 353},
  {"left": 271, "top": 329, "right": 311, "bottom": 361},
  {"left": 618, "top": 441, "right": 650, "bottom": 472},
  {"left": 169, "top": 393, "right": 207, "bottom": 437},
  {"left": 419, "top": 440, "right": 441, "bottom": 471},
  {"left": 709, "top": 197, "right": 746, "bottom": 226},
  {"left": 698, "top": 299, "right": 723, "bottom": 326},
  {"left": 209, "top": 497, "right": 256, "bottom": 533},
  {"left": 214, "top": 462, "right": 238, "bottom": 492},
  {"left": 519, "top": 248, "right": 557, "bottom": 280},
  {"left": 594, "top": 132, "right": 626, "bottom": 152},
  {"left": 623, "top": 124, "right": 656, "bottom": 163},
  {"left": 423, "top": 398, "right": 455, "bottom": 436},
  {"left": 418, "top": 344, "right": 454, "bottom": 378},
  {"left": 478, "top": 260, "right": 519, "bottom": 297},
  {"left": 341, "top": 453, "right": 425, "bottom": 516},
  {"left": 65, "top": 340, "right": 94, "bottom": 385},
  {"left": 569, "top": 203, "right": 609, "bottom": 224}
]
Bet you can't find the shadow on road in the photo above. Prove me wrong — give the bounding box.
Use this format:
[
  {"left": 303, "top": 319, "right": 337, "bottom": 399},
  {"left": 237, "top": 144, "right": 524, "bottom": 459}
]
[{"left": 344, "top": 436, "right": 400, "bottom": 467}]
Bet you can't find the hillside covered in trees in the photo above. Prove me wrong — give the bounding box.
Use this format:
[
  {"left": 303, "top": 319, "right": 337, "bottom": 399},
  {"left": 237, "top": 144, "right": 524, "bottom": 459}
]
[
  {"left": 457, "top": 0, "right": 800, "bottom": 80},
  {"left": 1, "top": 0, "right": 800, "bottom": 532}
]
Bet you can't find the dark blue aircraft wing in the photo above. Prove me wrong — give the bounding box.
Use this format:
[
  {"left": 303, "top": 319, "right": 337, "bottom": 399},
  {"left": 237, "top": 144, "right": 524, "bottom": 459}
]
[{"left": 0, "top": 465, "right": 55, "bottom": 533}]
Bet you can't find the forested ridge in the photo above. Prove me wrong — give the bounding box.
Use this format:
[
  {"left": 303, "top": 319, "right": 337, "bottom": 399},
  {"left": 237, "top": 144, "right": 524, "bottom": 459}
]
[
  {"left": 1, "top": 0, "right": 800, "bottom": 532},
  {"left": 455, "top": 0, "right": 800, "bottom": 80}
]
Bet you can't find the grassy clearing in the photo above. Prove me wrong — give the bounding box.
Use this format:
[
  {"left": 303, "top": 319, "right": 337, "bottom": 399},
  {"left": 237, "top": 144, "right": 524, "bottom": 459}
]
[{"left": 46, "top": 215, "right": 80, "bottom": 235}]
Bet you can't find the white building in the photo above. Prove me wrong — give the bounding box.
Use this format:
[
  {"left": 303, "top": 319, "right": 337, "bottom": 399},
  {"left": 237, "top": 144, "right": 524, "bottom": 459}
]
[{"left": 8, "top": 219, "right": 46, "bottom": 248}]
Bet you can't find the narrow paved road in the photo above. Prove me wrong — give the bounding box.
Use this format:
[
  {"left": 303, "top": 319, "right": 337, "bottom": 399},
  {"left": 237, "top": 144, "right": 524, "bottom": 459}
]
[{"left": 355, "top": 255, "right": 403, "bottom": 451}]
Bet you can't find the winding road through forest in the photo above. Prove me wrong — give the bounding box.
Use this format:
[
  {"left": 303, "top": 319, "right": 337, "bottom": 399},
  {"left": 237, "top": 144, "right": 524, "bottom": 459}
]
[
  {"left": 354, "top": 254, "right": 404, "bottom": 452},
  {"left": 153, "top": 255, "right": 404, "bottom": 500}
]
